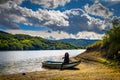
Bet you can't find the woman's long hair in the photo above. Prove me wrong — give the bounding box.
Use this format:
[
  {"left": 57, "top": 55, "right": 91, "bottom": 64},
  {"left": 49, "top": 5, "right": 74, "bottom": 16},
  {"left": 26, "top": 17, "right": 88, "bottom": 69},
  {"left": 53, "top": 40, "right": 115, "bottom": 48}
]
[
  {"left": 65, "top": 52, "right": 69, "bottom": 58},
  {"left": 64, "top": 52, "right": 69, "bottom": 63}
]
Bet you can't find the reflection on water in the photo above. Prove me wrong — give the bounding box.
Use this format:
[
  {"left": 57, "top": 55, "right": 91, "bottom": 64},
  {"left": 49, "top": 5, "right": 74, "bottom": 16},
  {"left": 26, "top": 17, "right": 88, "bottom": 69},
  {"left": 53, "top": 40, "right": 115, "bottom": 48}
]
[{"left": 0, "top": 49, "right": 85, "bottom": 75}]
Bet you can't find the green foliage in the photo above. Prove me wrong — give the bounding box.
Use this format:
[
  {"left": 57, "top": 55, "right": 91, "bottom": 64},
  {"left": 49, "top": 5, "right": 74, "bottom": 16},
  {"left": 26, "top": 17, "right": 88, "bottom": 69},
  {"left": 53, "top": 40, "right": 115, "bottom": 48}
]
[
  {"left": 0, "top": 31, "right": 80, "bottom": 50},
  {"left": 87, "top": 19, "right": 120, "bottom": 62},
  {"left": 87, "top": 41, "right": 102, "bottom": 49},
  {"left": 102, "top": 19, "right": 120, "bottom": 61}
]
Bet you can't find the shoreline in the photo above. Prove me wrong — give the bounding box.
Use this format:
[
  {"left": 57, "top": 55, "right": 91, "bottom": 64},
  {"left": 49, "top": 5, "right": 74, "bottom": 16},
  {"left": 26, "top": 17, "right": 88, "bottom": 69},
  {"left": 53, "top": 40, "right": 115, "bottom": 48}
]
[
  {"left": 0, "top": 49, "right": 85, "bottom": 76},
  {"left": 0, "top": 52, "right": 120, "bottom": 80}
]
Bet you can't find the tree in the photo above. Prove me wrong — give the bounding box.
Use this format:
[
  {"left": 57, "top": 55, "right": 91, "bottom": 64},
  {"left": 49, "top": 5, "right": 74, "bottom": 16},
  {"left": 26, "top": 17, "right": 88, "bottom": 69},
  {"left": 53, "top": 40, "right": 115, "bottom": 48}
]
[{"left": 103, "top": 19, "right": 120, "bottom": 60}]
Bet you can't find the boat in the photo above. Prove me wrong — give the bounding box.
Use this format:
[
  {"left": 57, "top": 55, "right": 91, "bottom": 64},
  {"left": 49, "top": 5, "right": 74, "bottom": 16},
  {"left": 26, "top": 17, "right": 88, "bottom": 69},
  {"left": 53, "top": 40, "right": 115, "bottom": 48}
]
[{"left": 42, "top": 60, "right": 81, "bottom": 69}]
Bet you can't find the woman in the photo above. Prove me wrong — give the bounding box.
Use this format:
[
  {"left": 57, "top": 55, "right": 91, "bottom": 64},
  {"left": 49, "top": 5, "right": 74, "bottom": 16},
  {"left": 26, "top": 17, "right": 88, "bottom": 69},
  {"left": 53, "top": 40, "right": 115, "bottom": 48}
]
[
  {"left": 63, "top": 52, "right": 69, "bottom": 64},
  {"left": 61, "top": 52, "right": 70, "bottom": 70}
]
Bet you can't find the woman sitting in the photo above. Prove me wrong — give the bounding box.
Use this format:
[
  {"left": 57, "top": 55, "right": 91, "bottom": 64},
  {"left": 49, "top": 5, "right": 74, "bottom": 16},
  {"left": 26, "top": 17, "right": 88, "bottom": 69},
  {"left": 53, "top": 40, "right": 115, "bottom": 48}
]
[{"left": 61, "top": 52, "right": 70, "bottom": 70}]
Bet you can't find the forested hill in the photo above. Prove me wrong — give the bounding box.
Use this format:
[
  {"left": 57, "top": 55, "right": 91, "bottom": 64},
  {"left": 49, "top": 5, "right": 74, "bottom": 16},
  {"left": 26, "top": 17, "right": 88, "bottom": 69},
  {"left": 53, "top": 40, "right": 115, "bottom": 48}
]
[
  {"left": 86, "top": 19, "right": 120, "bottom": 62},
  {"left": 58, "top": 39, "right": 99, "bottom": 48},
  {"left": 0, "top": 31, "right": 80, "bottom": 50}
]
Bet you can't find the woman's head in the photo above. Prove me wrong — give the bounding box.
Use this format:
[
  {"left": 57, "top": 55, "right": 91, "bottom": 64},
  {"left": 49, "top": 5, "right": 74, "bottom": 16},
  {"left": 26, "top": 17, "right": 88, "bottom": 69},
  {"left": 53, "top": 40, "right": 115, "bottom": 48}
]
[{"left": 65, "top": 52, "right": 69, "bottom": 57}]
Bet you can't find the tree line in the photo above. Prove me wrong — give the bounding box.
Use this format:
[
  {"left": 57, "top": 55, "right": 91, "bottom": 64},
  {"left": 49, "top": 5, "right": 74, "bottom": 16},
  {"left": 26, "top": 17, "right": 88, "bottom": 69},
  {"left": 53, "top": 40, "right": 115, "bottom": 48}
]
[{"left": 0, "top": 31, "right": 80, "bottom": 50}]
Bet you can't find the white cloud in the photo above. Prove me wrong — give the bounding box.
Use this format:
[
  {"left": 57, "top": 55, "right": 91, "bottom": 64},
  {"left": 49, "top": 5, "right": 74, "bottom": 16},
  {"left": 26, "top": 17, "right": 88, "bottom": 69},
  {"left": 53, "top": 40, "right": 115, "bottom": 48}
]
[
  {"left": 62, "top": 9, "right": 110, "bottom": 34},
  {"left": 6, "top": 30, "right": 104, "bottom": 40},
  {"left": 76, "top": 31, "right": 104, "bottom": 40},
  {"left": 84, "top": 3, "right": 113, "bottom": 18},
  {"left": 15, "top": 7, "right": 69, "bottom": 27},
  {"left": 0, "top": 0, "right": 23, "bottom": 8},
  {"left": 64, "top": 9, "right": 84, "bottom": 16},
  {"left": 37, "top": 9, "right": 69, "bottom": 26},
  {"left": 0, "top": 0, "right": 24, "bottom": 29},
  {"left": 0, "top": 1, "right": 69, "bottom": 29},
  {"left": 30, "top": 0, "right": 70, "bottom": 8},
  {"left": 0, "top": 0, "right": 112, "bottom": 38},
  {"left": 0, "top": 1, "right": 111, "bottom": 35}
]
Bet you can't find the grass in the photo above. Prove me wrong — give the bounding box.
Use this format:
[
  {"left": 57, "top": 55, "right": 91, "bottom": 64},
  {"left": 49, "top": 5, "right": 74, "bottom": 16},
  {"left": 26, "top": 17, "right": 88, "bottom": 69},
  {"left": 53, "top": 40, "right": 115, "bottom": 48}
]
[
  {"left": 51, "top": 76, "right": 66, "bottom": 80},
  {"left": 97, "top": 58, "right": 110, "bottom": 64}
]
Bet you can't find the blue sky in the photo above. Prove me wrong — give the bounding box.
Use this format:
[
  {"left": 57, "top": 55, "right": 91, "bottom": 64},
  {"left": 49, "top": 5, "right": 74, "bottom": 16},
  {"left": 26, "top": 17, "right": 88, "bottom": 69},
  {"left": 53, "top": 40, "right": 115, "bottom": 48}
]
[{"left": 0, "top": 0, "right": 120, "bottom": 40}]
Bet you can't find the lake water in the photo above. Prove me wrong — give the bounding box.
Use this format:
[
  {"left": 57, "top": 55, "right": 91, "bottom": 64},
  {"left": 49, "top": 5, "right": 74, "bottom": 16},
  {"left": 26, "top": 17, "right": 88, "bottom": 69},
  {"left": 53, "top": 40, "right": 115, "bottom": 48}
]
[{"left": 0, "top": 49, "right": 85, "bottom": 75}]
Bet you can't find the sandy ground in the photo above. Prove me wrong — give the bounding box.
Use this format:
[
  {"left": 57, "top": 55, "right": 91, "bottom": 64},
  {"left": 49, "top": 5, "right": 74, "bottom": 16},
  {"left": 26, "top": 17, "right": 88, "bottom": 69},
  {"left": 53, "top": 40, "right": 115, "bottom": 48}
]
[{"left": 0, "top": 52, "right": 120, "bottom": 80}]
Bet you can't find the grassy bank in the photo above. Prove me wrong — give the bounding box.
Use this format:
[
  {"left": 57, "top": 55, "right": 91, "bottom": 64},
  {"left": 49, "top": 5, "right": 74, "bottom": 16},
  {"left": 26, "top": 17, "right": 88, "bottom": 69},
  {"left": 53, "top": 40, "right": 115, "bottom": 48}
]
[{"left": 76, "top": 51, "right": 120, "bottom": 67}]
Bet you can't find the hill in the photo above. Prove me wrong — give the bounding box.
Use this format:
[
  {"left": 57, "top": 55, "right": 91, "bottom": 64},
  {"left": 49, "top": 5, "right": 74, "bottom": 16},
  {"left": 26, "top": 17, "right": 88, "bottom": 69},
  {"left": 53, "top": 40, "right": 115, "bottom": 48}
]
[
  {"left": 0, "top": 31, "right": 80, "bottom": 50},
  {"left": 78, "top": 19, "right": 120, "bottom": 64},
  {"left": 58, "top": 39, "right": 99, "bottom": 48}
]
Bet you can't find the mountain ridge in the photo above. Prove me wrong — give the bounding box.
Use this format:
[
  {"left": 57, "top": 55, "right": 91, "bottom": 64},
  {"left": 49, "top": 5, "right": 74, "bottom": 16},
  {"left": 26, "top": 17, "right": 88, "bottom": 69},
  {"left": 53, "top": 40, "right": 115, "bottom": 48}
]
[{"left": 58, "top": 38, "right": 100, "bottom": 48}]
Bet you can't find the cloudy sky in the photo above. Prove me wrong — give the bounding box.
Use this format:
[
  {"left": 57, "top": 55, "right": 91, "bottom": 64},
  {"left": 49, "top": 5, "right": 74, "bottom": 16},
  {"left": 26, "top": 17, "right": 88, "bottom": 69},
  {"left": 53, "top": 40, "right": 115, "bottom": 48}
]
[{"left": 0, "top": 0, "right": 120, "bottom": 40}]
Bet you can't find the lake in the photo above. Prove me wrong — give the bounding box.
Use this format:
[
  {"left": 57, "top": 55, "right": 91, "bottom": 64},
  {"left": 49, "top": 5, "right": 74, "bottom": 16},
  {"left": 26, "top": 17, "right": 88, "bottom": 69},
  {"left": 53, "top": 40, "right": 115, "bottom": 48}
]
[{"left": 0, "top": 49, "right": 85, "bottom": 75}]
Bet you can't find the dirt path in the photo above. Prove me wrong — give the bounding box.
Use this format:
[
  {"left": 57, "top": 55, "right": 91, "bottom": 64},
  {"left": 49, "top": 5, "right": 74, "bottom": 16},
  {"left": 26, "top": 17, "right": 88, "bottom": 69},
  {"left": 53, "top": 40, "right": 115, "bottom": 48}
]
[{"left": 0, "top": 52, "right": 120, "bottom": 80}]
